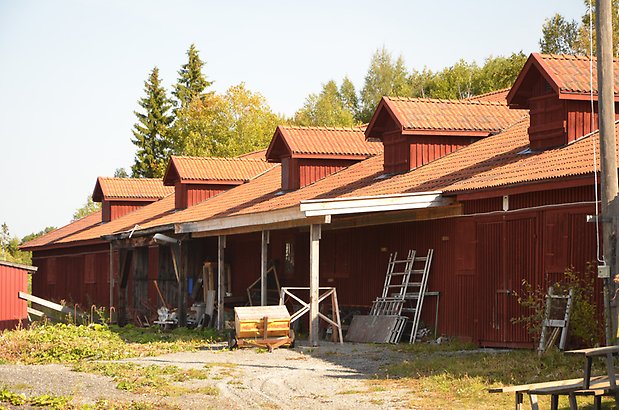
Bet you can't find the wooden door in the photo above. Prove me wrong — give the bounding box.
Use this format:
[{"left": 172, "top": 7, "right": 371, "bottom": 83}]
[{"left": 477, "top": 215, "right": 538, "bottom": 347}]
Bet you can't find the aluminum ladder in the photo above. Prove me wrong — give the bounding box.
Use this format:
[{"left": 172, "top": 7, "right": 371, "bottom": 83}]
[
  {"left": 401, "top": 249, "right": 434, "bottom": 343},
  {"left": 368, "top": 250, "right": 416, "bottom": 343}
]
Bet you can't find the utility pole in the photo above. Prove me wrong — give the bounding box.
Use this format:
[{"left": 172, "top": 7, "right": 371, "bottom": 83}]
[{"left": 596, "top": 0, "right": 619, "bottom": 345}]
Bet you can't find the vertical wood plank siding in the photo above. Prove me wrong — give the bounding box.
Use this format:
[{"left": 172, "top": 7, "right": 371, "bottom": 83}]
[{"left": 0, "top": 264, "right": 28, "bottom": 330}]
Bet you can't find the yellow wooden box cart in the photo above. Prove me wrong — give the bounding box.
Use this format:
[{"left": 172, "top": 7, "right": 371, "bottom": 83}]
[{"left": 229, "top": 305, "right": 295, "bottom": 351}]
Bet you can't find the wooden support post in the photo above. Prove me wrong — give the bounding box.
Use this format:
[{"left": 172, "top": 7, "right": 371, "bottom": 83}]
[
  {"left": 117, "top": 248, "right": 133, "bottom": 326},
  {"left": 309, "top": 224, "right": 321, "bottom": 346},
  {"left": 109, "top": 242, "right": 114, "bottom": 309},
  {"left": 177, "top": 243, "right": 187, "bottom": 327},
  {"left": 596, "top": 0, "right": 619, "bottom": 344},
  {"left": 217, "top": 235, "right": 226, "bottom": 330},
  {"left": 261, "top": 230, "right": 269, "bottom": 306}
]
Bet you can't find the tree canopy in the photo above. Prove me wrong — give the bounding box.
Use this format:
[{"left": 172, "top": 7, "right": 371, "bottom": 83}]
[
  {"left": 0, "top": 223, "right": 51, "bottom": 265},
  {"left": 539, "top": 1, "right": 619, "bottom": 56},
  {"left": 293, "top": 80, "right": 358, "bottom": 127},
  {"left": 172, "top": 44, "right": 213, "bottom": 110},
  {"left": 131, "top": 67, "right": 174, "bottom": 178},
  {"left": 72, "top": 196, "right": 101, "bottom": 221},
  {"left": 172, "top": 83, "right": 281, "bottom": 157},
  {"left": 359, "top": 47, "right": 411, "bottom": 122}
]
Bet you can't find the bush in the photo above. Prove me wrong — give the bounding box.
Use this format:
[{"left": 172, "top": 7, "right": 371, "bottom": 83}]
[{"left": 513, "top": 264, "right": 601, "bottom": 349}]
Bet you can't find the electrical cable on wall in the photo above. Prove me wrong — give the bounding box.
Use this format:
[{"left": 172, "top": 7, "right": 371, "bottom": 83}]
[{"left": 589, "top": 0, "right": 605, "bottom": 264}]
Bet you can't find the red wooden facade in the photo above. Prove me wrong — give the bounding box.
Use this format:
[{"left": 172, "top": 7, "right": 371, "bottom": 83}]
[
  {"left": 102, "top": 200, "right": 150, "bottom": 222},
  {"left": 0, "top": 261, "right": 36, "bottom": 331},
  {"left": 32, "top": 243, "right": 113, "bottom": 309},
  {"left": 381, "top": 130, "right": 477, "bottom": 173},
  {"left": 174, "top": 182, "right": 231, "bottom": 209},
  {"left": 281, "top": 158, "right": 358, "bottom": 190}
]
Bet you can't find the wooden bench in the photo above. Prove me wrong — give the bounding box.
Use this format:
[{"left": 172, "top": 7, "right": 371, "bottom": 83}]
[
  {"left": 488, "top": 376, "right": 607, "bottom": 410},
  {"left": 527, "top": 375, "right": 619, "bottom": 410}
]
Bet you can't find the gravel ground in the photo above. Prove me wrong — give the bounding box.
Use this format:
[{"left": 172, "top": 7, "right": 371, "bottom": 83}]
[{"left": 0, "top": 341, "right": 412, "bottom": 409}]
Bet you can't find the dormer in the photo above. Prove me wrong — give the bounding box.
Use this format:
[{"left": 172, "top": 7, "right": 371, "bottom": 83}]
[
  {"left": 163, "top": 156, "right": 274, "bottom": 210},
  {"left": 92, "top": 177, "right": 173, "bottom": 222},
  {"left": 266, "top": 126, "right": 383, "bottom": 191},
  {"left": 365, "top": 97, "right": 526, "bottom": 174},
  {"left": 507, "top": 53, "right": 619, "bottom": 150}
]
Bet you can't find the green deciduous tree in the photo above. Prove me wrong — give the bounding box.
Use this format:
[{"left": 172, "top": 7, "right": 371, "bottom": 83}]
[
  {"left": 131, "top": 67, "right": 174, "bottom": 178},
  {"left": 359, "top": 47, "right": 411, "bottom": 122},
  {"left": 73, "top": 196, "right": 101, "bottom": 221},
  {"left": 540, "top": 14, "right": 579, "bottom": 54},
  {"left": 21, "top": 226, "right": 56, "bottom": 244},
  {"left": 0, "top": 222, "right": 39, "bottom": 265},
  {"left": 540, "top": 2, "right": 619, "bottom": 56},
  {"left": 575, "top": 0, "right": 619, "bottom": 56},
  {"left": 114, "top": 168, "right": 129, "bottom": 178},
  {"left": 293, "top": 80, "right": 358, "bottom": 127},
  {"left": 474, "top": 53, "right": 527, "bottom": 94},
  {"left": 172, "top": 44, "right": 213, "bottom": 110},
  {"left": 172, "top": 83, "right": 281, "bottom": 157}
]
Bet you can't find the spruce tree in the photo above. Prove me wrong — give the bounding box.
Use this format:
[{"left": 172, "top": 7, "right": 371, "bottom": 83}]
[
  {"left": 131, "top": 67, "right": 174, "bottom": 178},
  {"left": 172, "top": 44, "right": 212, "bottom": 109}
]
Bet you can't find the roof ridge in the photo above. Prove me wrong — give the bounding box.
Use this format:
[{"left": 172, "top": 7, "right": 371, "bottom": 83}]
[
  {"left": 99, "top": 177, "right": 164, "bottom": 182},
  {"left": 538, "top": 53, "right": 619, "bottom": 63},
  {"left": 172, "top": 155, "right": 267, "bottom": 162},
  {"left": 279, "top": 125, "right": 363, "bottom": 132},
  {"left": 386, "top": 96, "right": 506, "bottom": 106}
]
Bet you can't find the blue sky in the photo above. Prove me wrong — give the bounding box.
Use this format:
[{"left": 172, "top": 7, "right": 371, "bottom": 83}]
[{"left": 0, "top": 0, "right": 584, "bottom": 238}]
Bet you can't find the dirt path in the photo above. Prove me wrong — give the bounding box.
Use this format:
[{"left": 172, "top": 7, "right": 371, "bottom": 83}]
[{"left": 0, "top": 342, "right": 412, "bottom": 409}]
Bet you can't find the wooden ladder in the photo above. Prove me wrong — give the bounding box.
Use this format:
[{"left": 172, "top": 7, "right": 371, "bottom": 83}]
[
  {"left": 538, "top": 287, "right": 574, "bottom": 355},
  {"left": 401, "top": 249, "right": 434, "bottom": 343}
]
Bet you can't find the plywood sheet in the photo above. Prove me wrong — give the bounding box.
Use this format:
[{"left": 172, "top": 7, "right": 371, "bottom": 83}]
[{"left": 345, "top": 315, "right": 401, "bottom": 343}]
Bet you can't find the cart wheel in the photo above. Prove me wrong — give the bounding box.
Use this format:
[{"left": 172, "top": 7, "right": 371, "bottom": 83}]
[
  {"left": 227, "top": 329, "right": 237, "bottom": 349},
  {"left": 288, "top": 329, "right": 295, "bottom": 348}
]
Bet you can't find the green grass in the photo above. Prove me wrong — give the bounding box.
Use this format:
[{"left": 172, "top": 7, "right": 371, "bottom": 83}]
[
  {"left": 71, "top": 362, "right": 215, "bottom": 396},
  {"left": 375, "top": 344, "right": 612, "bottom": 409},
  {"left": 0, "top": 322, "right": 223, "bottom": 364},
  {"left": 0, "top": 388, "right": 71, "bottom": 409}
]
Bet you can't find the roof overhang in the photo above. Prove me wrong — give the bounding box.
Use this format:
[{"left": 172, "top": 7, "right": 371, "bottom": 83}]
[
  {"left": 0, "top": 260, "right": 38, "bottom": 273},
  {"left": 175, "top": 191, "right": 453, "bottom": 237},
  {"left": 365, "top": 97, "right": 404, "bottom": 139},
  {"left": 300, "top": 192, "right": 452, "bottom": 216}
]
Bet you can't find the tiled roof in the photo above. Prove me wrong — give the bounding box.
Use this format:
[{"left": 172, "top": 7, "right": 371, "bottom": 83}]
[
  {"left": 164, "top": 156, "right": 275, "bottom": 185},
  {"left": 466, "top": 88, "right": 510, "bottom": 103},
  {"left": 154, "top": 114, "right": 611, "bottom": 227},
  {"left": 270, "top": 126, "right": 383, "bottom": 158},
  {"left": 92, "top": 177, "right": 173, "bottom": 202},
  {"left": 56, "top": 194, "right": 177, "bottom": 244},
  {"left": 20, "top": 211, "right": 103, "bottom": 250},
  {"left": 383, "top": 97, "right": 526, "bottom": 133},
  {"left": 138, "top": 166, "right": 283, "bottom": 229},
  {"left": 237, "top": 149, "right": 267, "bottom": 160},
  {"left": 535, "top": 53, "right": 619, "bottom": 96}
]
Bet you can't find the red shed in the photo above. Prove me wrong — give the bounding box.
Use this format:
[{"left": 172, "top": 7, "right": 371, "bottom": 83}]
[{"left": 0, "top": 260, "right": 37, "bottom": 331}]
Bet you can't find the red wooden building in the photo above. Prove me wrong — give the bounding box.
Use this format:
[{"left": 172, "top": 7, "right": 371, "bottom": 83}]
[
  {"left": 22, "top": 53, "right": 619, "bottom": 347},
  {"left": 0, "top": 260, "right": 37, "bottom": 331}
]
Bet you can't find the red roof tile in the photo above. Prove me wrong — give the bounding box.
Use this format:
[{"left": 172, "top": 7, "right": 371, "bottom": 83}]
[
  {"left": 237, "top": 149, "right": 267, "bottom": 160},
  {"left": 20, "top": 211, "right": 103, "bottom": 250},
  {"left": 163, "top": 156, "right": 274, "bottom": 185},
  {"left": 266, "top": 126, "right": 383, "bottom": 161},
  {"left": 92, "top": 177, "right": 173, "bottom": 202},
  {"left": 56, "top": 194, "right": 177, "bottom": 244},
  {"left": 466, "top": 88, "right": 510, "bottom": 103},
  {"left": 536, "top": 53, "right": 619, "bottom": 96},
  {"left": 383, "top": 97, "right": 526, "bottom": 133}
]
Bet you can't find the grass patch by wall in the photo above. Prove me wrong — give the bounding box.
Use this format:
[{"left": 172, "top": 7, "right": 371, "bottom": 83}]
[{"left": 0, "top": 323, "right": 222, "bottom": 364}]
